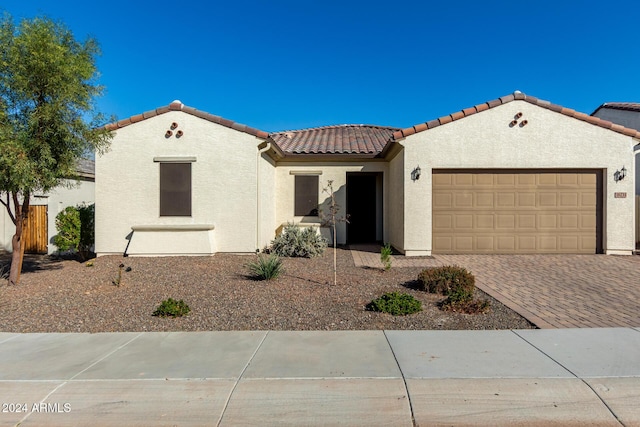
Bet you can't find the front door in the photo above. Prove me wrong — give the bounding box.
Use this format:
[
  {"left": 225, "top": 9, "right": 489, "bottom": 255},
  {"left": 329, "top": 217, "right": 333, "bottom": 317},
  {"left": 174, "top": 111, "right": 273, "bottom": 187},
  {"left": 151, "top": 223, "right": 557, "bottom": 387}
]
[{"left": 346, "top": 174, "right": 377, "bottom": 243}]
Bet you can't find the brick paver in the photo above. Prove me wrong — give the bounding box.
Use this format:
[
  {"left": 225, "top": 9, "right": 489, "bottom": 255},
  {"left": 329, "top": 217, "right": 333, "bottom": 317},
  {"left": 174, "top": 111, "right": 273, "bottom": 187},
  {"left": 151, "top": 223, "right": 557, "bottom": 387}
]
[{"left": 350, "top": 245, "right": 640, "bottom": 329}]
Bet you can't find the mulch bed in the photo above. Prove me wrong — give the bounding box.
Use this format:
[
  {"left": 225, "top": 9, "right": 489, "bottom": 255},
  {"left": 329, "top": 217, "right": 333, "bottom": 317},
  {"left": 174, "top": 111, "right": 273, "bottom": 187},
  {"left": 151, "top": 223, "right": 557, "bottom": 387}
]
[{"left": 0, "top": 248, "right": 535, "bottom": 332}]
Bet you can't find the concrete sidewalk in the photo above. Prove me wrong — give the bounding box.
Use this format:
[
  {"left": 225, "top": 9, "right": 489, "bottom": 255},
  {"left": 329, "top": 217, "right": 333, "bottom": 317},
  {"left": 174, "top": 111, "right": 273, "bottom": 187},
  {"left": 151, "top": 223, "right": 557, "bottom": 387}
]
[{"left": 1, "top": 329, "right": 639, "bottom": 426}]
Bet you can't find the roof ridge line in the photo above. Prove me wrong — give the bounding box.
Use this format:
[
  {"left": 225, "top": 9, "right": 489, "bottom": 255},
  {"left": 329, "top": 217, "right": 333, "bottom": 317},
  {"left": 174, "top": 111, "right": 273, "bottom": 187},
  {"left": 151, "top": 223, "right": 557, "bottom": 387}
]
[
  {"left": 392, "top": 91, "right": 640, "bottom": 140},
  {"left": 272, "top": 123, "right": 401, "bottom": 134},
  {"left": 105, "top": 101, "right": 269, "bottom": 139}
]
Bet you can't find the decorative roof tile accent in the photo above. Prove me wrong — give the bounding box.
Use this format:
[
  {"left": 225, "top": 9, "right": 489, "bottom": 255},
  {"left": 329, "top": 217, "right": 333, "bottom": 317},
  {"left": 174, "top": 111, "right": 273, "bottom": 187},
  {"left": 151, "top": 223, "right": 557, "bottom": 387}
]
[
  {"left": 270, "top": 124, "right": 399, "bottom": 156},
  {"left": 104, "top": 101, "right": 269, "bottom": 139},
  {"left": 393, "top": 91, "right": 640, "bottom": 140}
]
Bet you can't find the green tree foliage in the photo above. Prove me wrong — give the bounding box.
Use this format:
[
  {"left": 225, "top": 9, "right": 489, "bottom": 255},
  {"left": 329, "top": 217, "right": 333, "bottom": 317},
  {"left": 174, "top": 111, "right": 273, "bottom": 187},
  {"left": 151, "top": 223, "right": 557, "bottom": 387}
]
[{"left": 0, "top": 15, "right": 112, "bottom": 284}]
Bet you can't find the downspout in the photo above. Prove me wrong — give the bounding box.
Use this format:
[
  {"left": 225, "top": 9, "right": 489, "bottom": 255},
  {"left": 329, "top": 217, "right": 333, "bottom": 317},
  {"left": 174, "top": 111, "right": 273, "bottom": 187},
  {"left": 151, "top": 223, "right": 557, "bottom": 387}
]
[{"left": 256, "top": 141, "right": 272, "bottom": 251}]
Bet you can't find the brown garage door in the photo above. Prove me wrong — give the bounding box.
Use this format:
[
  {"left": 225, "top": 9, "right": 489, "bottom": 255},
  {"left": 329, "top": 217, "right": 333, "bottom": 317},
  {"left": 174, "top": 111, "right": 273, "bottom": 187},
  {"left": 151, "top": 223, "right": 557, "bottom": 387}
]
[{"left": 432, "top": 170, "right": 602, "bottom": 254}]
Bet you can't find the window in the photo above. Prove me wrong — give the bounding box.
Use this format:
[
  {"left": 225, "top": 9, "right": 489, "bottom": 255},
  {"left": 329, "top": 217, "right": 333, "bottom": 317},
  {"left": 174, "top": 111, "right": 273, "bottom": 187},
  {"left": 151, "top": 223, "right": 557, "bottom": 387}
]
[
  {"left": 160, "top": 163, "right": 191, "bottom": 216},
  {"left": 294, "top": 175, "right": 319, "bottom": 216}
]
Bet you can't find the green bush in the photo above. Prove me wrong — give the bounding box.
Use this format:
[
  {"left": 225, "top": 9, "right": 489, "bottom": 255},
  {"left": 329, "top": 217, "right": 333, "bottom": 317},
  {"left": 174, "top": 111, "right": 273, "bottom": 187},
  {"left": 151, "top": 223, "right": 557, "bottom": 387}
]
[
  {"left": 153, "top": 298, "right": 191, "bottom": 317},
  {"left": 53, "top": 203, "right": 95, "bottom": 260},
  {"left": 270, "top": 224, "right": 327, "bottom": 258},
  {"left": 366, "top": 292, "right": 422, "bottom": 316},
  {"left": 53, "top": 206, "right": 81, "bottom": 252},
  {"left": 246, "top": 253, "right": 284, "bottom": 280},
  {"left": 418, "top": 265, "right": 475, "bottom": 300},
  {"left": 380, "top": 243, "right": 392, "bottom": 271}
]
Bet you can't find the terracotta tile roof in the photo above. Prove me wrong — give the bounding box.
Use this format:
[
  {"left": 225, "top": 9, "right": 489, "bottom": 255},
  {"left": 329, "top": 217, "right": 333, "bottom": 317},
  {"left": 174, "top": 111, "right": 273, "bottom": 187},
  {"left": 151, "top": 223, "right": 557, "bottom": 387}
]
[
  {"left": 270, "top": 124, "right": 400, "bottom": 156},
  {"left": 104, "top": 100, "right": 269, "bottom": 139},
  {"left": 393, "top": 91, "right": 640, "bottom": 140},
  {"left": 591, "top": 102, "right": 640, "bottom": 114}
]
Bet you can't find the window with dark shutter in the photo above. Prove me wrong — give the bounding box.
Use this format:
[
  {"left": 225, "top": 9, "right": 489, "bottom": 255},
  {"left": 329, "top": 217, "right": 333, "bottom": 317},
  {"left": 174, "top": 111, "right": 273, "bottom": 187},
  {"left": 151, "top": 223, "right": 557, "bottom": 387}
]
[
  {"left": 294, "top": 175, "right": 319, "bottom": 216},
  {"left": 160, "top": 163, "right": 191, "bottom": 216}
]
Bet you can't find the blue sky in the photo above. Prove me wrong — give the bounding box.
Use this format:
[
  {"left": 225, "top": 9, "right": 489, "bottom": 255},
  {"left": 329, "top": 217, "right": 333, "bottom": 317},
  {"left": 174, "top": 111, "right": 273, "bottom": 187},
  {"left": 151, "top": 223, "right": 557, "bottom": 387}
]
[{"left": 2, "top": 0, "right": 639, "bottom": 132}]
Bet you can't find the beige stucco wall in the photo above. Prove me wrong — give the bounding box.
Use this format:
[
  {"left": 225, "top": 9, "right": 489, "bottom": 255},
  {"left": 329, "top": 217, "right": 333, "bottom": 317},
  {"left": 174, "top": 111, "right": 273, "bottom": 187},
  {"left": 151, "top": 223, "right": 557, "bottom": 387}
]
[
  {"left": 400, "top": 100, "right": 636, "bottom": 255},
  {"left": 387, "top": 150, "right": 405, "bottom": 252},
  {"left": 0, "top": 178, "right": 94, "bottom": 254},
  {"left": 274, "top": 161, "right": 389, "bottom": 245},
  {"left": 95, "top": 111, "right": 265, "bottom": 256}
]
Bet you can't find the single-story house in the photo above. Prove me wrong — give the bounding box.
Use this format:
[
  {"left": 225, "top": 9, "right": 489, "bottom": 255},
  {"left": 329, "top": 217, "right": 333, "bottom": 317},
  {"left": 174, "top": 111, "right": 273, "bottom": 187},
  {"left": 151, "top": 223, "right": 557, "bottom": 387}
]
[
  {"left": 0, "top": 159, "right": 95, "bottom": 254},
  {"left": 96, "top": 91, "right": 638, "bottom": 257}
]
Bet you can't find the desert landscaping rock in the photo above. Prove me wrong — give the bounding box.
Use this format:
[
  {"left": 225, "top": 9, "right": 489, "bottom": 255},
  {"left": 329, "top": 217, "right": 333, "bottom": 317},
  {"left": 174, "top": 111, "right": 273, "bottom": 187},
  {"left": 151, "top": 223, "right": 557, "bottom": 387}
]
[{"left": 0, "top": 249, "right": 534, "bottom": 332}]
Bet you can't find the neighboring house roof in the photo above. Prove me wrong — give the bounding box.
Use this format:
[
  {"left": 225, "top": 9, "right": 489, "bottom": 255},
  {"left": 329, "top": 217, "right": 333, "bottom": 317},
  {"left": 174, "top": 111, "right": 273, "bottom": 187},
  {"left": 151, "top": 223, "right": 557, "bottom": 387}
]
[
  {"left": 269, "top": 124, "right": 399, "bottom": 156},
  {"left": 592, "top": 102, "right": 640, "bottom": 115},
  {"left": 105, "top": 100, "right": 269, "bottom": 139},
  {"left": 75, "top": 158, "right": 95, "bottom": 179},
  {"left": 393, "top": 91, "right": 640, "bottom": 140}
]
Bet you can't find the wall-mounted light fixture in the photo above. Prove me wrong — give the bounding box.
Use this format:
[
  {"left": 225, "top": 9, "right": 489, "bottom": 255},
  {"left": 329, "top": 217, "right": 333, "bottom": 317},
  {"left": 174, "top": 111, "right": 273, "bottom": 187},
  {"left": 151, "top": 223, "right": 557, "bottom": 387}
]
[
  {"left": 614, "top": 166, "right": 627, "bottom": 182},
  {"left": 411, "top": 166, "right": 421, "bottom": 181}
]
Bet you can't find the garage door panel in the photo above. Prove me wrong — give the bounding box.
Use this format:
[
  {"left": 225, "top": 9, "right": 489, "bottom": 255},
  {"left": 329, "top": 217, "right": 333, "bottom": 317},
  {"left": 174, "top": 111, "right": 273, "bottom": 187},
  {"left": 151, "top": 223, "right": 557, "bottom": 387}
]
[
  {"left": 497, "top": 193, "right": 516, "bottom": 207},
  {"left": 455, "top": 193, "right": 473, "bottom": 207},
  {"left": 455, "top": 215, "right": 473, "bottom": 229},
  {"left": 476, "top": 214, "right": 494, "bottom": 229},
  {"left": 475, "top": 193, "right": 494, "bottom": 207},
  {"left": 539, "top": 193, "right": 557, "bottom": 206},
  {"left": 474, "top": 174, "right": 493, "bottom": 186},
  {"left": 433, "top": 170, "right": 601, "bottom": 254},
  {"left": 518, "top": 193, "right": 536, "bottom": 207},
  {"left": 476, "top": 236, "right": 494, "bottom": 250},
  {"left": 559, "top": 193, "right": 579, "bottom": 207}
]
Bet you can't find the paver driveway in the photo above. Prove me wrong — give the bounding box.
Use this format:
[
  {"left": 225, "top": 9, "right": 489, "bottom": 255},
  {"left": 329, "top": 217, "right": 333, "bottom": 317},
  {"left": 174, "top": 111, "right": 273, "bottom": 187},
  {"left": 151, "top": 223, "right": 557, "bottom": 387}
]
[{"left": 351, "top": 246, "right": 640, "bottom": 328}]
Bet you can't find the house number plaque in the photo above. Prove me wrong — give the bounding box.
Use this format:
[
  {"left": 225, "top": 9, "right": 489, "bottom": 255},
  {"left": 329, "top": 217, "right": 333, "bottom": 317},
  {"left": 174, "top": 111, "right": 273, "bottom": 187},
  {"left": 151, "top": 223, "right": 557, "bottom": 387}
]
[{"left": 614, "top": 192, "right": 627, "bottom": 198}]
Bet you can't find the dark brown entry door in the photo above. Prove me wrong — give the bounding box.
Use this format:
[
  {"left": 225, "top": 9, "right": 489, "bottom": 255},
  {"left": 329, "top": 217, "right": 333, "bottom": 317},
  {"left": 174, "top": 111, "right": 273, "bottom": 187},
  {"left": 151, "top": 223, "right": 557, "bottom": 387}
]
[{"left": 347, "top": 174, "right": 377, "bottom": 243}]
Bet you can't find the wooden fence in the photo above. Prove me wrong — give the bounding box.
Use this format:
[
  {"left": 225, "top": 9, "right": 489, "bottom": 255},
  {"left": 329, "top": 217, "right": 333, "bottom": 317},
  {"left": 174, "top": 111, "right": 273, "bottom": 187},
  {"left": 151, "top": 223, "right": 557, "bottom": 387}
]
[{"left": 22, "top": 205, "right": 48, "bottom": 254}]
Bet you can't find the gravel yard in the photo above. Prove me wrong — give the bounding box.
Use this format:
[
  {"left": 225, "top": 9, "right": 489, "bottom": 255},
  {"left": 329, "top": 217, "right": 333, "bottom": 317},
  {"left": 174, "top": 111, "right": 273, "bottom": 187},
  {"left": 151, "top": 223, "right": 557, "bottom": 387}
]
[{"left": 0, "top": 248, "right": 534, "bottom": 332}]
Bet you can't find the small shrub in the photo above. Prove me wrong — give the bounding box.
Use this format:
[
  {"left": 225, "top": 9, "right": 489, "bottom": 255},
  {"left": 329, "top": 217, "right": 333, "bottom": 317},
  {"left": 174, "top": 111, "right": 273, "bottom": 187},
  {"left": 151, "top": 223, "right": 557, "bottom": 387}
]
[
  {"left": 441, "top": 298, "right": 491, "bottom": 314},
  {"left": 270, "top": 224, "right": 327, "bottom": 258},
  {"left": 153, "top": 298, "right": 191, "bottom": 317},
  {"left": 246, "top": 253, "right": 284, "bottom": 280},
  {"left": 380, "top": 243, "right": 393, "bottom": 271},
  {"left": 419, "top": 266, "right": 491, "bottom": 314},
  {"left": 418, "top": 265, "right": 475, "bottom": 299},
  {"left": 366, "top": 292, "right": 422, "bottom": 316},
  {"left": 112, "top": 263, "right": 124, "bottom": 287}
]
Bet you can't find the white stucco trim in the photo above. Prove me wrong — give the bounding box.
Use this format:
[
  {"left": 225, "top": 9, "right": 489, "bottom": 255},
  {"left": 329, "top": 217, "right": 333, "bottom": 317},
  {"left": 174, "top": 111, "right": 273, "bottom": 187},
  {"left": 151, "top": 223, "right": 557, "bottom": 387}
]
[
  {"left": 152, "top": 156, "right": 197, "bottom": 163},
  {"left": 131, "top": 224, "right": 214, "bottom": 231},
  {"left": 289, "top": 170, "right": 323, "bottom": 175}
]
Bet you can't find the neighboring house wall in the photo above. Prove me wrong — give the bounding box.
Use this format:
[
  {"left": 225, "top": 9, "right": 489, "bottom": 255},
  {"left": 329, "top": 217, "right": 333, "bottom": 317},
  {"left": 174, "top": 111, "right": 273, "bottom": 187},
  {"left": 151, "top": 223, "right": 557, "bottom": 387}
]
[
  {"left": 400, "top": 100, "right": 636, "bottom": 255},
  {"left": 96, "top": 111, "right": 266, "bottom": 256},
  {"left": 591, "top": 108, "right": 640, "bottom": 196},
  {"left": 1, "top": 178, "right": 94, "bottom": 254}
]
